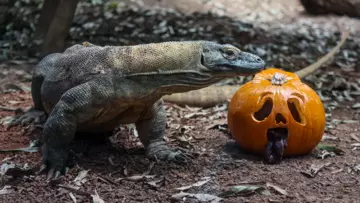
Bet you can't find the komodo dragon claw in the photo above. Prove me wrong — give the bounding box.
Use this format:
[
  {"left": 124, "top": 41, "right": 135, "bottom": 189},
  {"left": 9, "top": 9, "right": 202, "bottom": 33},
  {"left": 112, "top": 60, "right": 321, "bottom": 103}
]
[
  {"left": 35, "top": 162, "right": 69, "bottom": 181},
  {"left": 147, "top": 142, "right": 193, "bottom": 164},
  {"left": 36, "top": 144, "right": 70, "bottom": 180},
  {"left": 8, "top": 108, "right": 46, "bottom": 128}
]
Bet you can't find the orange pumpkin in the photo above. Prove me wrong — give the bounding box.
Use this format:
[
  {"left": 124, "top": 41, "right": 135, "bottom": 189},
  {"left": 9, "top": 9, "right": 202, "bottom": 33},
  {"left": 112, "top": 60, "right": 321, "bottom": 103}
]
[{"left": 228, "top": 68, "right": 326, "bottom": 158}]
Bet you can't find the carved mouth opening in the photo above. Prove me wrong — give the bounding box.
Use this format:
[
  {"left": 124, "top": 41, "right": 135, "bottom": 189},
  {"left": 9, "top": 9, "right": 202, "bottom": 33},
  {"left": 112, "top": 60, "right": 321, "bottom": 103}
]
[
  {"left": 265, "top": 127, "right": 289, "bottom": 164},
  {"left": 253, "top": 98, "right": 273, "bottom": 121},
  {"left": 267, "top": 127, "right": 289, "bottom": 141}
]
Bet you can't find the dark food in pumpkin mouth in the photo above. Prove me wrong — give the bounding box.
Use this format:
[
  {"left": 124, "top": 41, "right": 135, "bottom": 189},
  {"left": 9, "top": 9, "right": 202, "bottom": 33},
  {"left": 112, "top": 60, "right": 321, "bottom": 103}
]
[{"left": 265, "top": 128, "right": 289, "bottom": 164}]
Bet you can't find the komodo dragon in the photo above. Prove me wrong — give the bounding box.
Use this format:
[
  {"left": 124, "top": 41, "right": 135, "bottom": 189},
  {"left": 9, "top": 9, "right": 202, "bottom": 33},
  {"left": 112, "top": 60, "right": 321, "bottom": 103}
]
[
  {"left": 10, "top": 41, "right": 265, "bottom": 179},
  {"left": 163, "top": 31, "right": 349, "bottom": 108}
]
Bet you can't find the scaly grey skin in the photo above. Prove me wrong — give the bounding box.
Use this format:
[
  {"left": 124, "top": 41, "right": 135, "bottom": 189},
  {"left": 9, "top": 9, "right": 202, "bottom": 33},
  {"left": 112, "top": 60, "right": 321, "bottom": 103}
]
[{"left": 11, "top": 41, "right": 265, "bottom": 179}]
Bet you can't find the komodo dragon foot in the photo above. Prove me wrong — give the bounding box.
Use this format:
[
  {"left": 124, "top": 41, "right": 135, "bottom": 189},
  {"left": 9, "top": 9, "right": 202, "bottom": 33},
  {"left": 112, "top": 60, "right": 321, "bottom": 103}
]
[
  {"left": 264, "top": 128, "right": 288, "bottom": 164},
  {"left": 8, "top": 108, "right": 47, "bottom": 128},
  {"left": 136, "top": 100, "right": 193, "bottom": 165},
  {"left": 36, "top": 144, "right": 70, "bottom": 180},
  {"left": 146, "top": 141, "right": 192, "bottom": 164}
]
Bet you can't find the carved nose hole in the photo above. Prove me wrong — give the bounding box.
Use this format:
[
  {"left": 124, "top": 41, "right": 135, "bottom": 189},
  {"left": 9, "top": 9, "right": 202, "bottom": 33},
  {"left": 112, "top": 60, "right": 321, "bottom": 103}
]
[
  {"left": 275, "top": 113, "right": 286, "bottom": 124},
  {"left": 253, "top": 98, "right": 273, "bottom": 121},
  {"left": 287, "top": 100, "right": 304, "bottom": 124}
]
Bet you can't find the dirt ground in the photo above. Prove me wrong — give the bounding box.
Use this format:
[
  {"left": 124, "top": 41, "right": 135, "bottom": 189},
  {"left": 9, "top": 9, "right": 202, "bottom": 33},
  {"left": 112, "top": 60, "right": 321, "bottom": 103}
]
[{"left": 0, "top": 0, "right": 360, "bottom": 203}]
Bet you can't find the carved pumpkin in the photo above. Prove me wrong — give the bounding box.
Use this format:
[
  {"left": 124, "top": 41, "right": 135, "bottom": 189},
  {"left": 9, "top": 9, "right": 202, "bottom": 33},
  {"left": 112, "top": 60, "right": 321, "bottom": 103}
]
[{"left": 228, "top": 68, "right": 326, "bottom": 158}]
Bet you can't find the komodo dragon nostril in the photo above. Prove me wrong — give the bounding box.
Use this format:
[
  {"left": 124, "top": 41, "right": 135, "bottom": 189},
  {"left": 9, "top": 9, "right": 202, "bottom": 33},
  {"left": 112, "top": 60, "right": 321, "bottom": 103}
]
[{"left": 256, "top": 57, "right": 262, "bottom": 62}]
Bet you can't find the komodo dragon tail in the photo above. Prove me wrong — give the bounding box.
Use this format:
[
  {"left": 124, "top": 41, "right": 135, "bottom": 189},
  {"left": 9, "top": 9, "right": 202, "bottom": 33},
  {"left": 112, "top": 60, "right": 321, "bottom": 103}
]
[{"left": 163, "top": 31, "right": 349, "bottom": 108}]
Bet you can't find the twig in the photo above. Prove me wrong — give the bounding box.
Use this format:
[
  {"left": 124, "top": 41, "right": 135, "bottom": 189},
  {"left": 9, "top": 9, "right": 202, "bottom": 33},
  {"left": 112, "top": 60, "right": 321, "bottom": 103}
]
[
  {"left": 97, "top": 175, "right": 118, "bottom": 186},
  {"left": 0, "top": 106, "right": 19, "bottom": 112},
  {"left": 57, "top": 184, "right": 92, "bottom": 197}
]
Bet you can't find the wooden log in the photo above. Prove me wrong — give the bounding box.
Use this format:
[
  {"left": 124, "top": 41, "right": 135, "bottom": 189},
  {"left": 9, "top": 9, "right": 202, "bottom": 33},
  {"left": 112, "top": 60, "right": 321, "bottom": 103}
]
[{"left": 300, "top": 0, "right": 360, "bottom": 17}]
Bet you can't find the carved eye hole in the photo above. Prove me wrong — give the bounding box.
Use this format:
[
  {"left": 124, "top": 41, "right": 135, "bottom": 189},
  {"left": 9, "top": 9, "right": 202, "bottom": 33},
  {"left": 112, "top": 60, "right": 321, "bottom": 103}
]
[
  {"left": 253, "top": 98, "right": 273, "bottom": 121},
  {"left": 287, "top": 98, "right": 305, "bottom": 124}
]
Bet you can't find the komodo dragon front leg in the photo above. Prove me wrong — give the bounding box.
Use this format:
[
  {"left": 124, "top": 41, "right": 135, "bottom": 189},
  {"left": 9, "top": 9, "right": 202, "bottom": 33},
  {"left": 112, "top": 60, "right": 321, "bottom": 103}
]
[
  {"left": 136, "top": 99, "right": 189, "bottom": 164},
  {"left": 38, "top": 77, "right": 115, "bottom": 179}
]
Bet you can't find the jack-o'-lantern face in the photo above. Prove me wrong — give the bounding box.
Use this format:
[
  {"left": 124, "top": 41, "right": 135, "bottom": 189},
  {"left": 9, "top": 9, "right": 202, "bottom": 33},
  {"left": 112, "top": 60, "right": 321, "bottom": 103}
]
[{"left": 228, "top": 68, "right": 325, "bottom": 157}]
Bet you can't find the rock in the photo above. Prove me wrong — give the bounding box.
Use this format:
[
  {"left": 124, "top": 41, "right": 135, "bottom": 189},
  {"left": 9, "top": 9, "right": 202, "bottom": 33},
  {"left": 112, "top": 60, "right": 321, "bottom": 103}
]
[{"left": 300, "top": 0, "right": 360, "bottom": 17}]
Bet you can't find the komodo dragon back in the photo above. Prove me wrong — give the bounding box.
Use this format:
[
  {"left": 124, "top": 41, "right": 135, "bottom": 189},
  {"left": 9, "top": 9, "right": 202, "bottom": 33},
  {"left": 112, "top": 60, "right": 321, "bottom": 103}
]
[
  {"left": 110, "top": 41, "right": 205, "bottom": 74},
  {"left": 163, "top": 31, "right": 349, "bottom": 107}
]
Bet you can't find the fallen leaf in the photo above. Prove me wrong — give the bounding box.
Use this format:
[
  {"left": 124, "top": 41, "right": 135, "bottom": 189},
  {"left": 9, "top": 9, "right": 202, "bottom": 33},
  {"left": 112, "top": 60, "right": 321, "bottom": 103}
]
[
  {"left": 57, "top": 184, "right": 91, "bottom": 196},
  {"left": 69, "top": 192, "right": 77, "bottom": 203},
  {"left": 0, "top": 116, "right": 14, "bottom": 126},
  {"left": 175, "top": 177, "right": 211, "bottom": 191},
  {"left": 219, "top": 185, "right": 271, "bottom": 197},
  {"left": 316, "top": 144, "right": 345, "bottom": 155},
  {"left": 350, "top": 134, "right": 360, "bottom": 142},
  {"left": 266, "top": 183, "right": 289, "bottom": 196},
  {"left": 116, "top": 175, "right": 156, "bottom": 182},
  {"left": 8, "top": 100, "right": 21, "bottom": 105},
  {"left": 205, "top": 119, "right": 227, "bottom": 130},
  {"left": 171, "top": 192, "right": 222, "bottom": 203},
  {"left": 184, "top": 112, "right": 208, "bottom": 119},
  {"left": 146, "top": 177, "right": 165, "bottom": 188},
  {"left": 97, "top": 175, "right": 118, "bottom": 186},
  {"left": 301, "top": 162, "right": 333, "bottom": 178},
  {"left": 143, "top": 162, "right": 155, "bottom": 175},
  {"left": 0, "top": 163, "right": 15, "bottom": 176},
  {"left": 268, "top": 199, "right": 283, "bottom": 203},
  {"left": 73, "top": 170, "right": 89, "bottom": 186},
  {"left": 91, "top": 190, "right": 105, "bottom": 203},
  {"left": 4, "top": 166, "right": 34, "bottom": 177},
  {"left": 321, "top": 134, "right": 338, "bottom": 141},
  {"left": 342, "top": 120, "right": 359, "bottom": 124},
  {"left": 0, "top": 186, "right": 13, "bottom": 195},
  {"left": 352, "top": 103, "right": 360, "bottom": 109},
  {"left": 351, "top": 143, "right": 360, "bottom": 147},
  {"left": 0, "top": 106, "right": 18, "bottom": 112},
  {"left": 331, "top": 168, "right": 343, "bottom": 174}
]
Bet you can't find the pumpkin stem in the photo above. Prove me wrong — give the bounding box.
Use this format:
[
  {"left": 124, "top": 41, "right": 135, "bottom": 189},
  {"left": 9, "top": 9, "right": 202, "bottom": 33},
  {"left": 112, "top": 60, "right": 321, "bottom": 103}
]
[{"left": 270, "top": 72, "right": 288, "bottom": 86}]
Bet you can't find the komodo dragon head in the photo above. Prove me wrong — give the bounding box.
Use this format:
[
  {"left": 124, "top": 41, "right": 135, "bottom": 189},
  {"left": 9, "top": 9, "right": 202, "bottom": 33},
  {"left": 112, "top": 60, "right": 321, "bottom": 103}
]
[{"left": 199, "top": 42, "right": 265, "bottom": 76}]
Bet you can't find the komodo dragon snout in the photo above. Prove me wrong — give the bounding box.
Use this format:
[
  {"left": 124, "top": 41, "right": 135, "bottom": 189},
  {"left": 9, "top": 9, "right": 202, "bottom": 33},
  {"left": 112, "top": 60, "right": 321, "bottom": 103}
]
[{"left": 201, "top": 43, "right": 265, "bottom": 75}]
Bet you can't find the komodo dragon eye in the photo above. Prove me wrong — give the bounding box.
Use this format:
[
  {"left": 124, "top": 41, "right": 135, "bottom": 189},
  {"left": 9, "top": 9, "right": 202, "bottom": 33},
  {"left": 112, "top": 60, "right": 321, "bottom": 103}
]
[{"left": 221, "top": 48, "right": 237, "bottom": 59}]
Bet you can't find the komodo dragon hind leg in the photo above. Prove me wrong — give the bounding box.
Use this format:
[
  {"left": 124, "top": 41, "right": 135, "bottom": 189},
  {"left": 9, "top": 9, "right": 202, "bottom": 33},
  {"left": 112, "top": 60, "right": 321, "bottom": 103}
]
[
  {"left": 135, "top": 100, "right": 192, "bottom": 164},
  {"left": 38, "top": 78, "right": 115, "bottom": 180}
]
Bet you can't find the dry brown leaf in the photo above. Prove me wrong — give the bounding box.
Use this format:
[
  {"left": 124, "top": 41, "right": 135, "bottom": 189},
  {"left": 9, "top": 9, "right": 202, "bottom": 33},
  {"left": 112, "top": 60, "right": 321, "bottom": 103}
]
[
  {"left": 73, "top": 170, "right": 89, "bottom": 186},
  {"left": 175, "top": 177, "right": 211, "bottom": 191},
  {"left": 91, "top": 190, "right": 105, "bottom": 203},
  {"left": 171, "top": 192, "right": 222, "bottom": 203},
  {"left": 266, "top": 183, "right": 289, "bottom": 196},
  {"left": 146, "top": 177, "right": 165, "bottom": 188},
  {"left": 116, "top": 175, "right": 156, "bottom": 182},
  {"left": 0, "top": 186, "right": 13, "bottom": 195},
  {"left": 205, "top": 118, "right": 227, "bottom": 130},
  {"left": 69, "top": 192, "right": 77, "bottom": 203},
  {"left": 301, "top": 162, "right": 333, "bottom": 178},
  {"left": 350, "top": 134, "right": 360, "bottom": 142}
]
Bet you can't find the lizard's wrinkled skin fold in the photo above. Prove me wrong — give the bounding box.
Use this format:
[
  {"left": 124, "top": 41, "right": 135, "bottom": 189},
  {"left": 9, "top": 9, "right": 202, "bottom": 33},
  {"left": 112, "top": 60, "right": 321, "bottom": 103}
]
[{"left": 13, "top": 41, "right": 265, "bottom": 178}]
